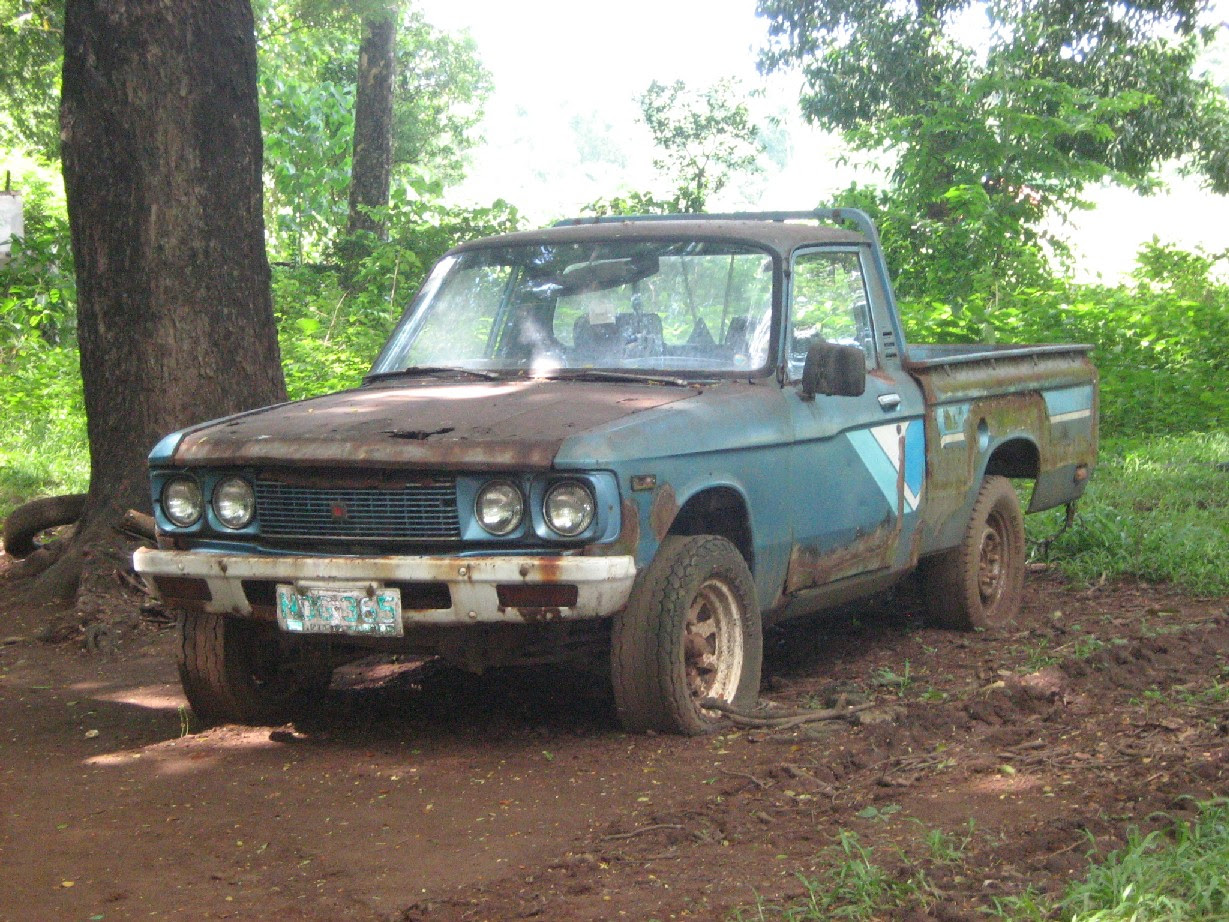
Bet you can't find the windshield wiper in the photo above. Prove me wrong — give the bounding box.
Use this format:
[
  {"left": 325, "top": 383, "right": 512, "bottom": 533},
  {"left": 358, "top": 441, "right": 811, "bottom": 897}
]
[
  {"left": 365, "top": 366, "right": 506, "bottom": 383},
  {"left": 541, "top": 369, "right": 703, "bottom": 387}
]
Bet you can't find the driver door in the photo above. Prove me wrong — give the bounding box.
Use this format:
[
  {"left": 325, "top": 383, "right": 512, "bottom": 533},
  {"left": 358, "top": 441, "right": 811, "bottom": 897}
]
[{"left": 784, "top": 247, "right": 923, "bottom": 594}]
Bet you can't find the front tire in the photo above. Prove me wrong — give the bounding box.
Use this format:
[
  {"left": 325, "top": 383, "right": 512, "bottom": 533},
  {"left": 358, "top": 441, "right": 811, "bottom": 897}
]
[
  {"left": 177, "top": 611, "right": 331, "bottom": 725},
  {"left": 922, "top": 475, "right": 1026, "bottom": 630},
  {"left": 612, "top": 535, "right": 762, "bottom": 735}
]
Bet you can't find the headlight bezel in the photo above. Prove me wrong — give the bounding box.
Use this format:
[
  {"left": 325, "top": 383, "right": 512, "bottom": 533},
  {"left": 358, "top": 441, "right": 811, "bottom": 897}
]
[
  {"left": 474, "top": 480, "right": 525, "bottom": 536},
  {"left": 212, "top": 476, "right": 256, "bottom": 530},
  {"left": 542, "top": 479, "right": 596, "bottom": 537},
  {"left": 162, "top": 475, "right": 204, "bottom": 528}
]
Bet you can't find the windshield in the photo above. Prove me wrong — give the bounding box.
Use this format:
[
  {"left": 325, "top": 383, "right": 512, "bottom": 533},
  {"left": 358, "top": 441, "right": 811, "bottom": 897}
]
[{"left": 370, "top": 239, "right": 776, "bottom": 378}]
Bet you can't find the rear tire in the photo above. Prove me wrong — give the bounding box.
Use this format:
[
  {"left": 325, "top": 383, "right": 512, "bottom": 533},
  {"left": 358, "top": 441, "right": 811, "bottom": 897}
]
[
  {"left": 612, "top": 535, "right": 762, "bottom": 735},
  {"left": 177, "top": 611, "right": 331, "bottom": 725},
  {"left": 922, "top": 475, "right": 1025, "bottom": 630}
]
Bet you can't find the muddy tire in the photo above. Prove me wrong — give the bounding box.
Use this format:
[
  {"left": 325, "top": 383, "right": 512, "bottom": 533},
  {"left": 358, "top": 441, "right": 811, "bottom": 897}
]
[
  {"left": 177, "top": 611, "right": 331, "bottom": 725},
  {"left": 612, "top": 535, "right": 761, "bottom": 735},
  {"left": 922, "top": 475, "right": 1025, "bottom": 630}
]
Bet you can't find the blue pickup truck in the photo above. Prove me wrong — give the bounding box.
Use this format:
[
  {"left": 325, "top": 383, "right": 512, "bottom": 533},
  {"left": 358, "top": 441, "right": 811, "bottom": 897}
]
[{"left": 134, "top": 209, "right": 1097, "bottom": 734}]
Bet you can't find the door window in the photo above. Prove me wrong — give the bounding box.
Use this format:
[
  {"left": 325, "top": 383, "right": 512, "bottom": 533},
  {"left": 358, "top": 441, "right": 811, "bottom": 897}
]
[{"left": 789, "top": 250, "right": 875, "bottom": 378}]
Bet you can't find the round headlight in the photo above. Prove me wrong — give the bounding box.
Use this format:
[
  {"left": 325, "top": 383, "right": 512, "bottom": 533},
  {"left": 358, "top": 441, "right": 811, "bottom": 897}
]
[
  {"left": 544, "top": 481, "right": 595, "bottom": 537},
  {"left": 163, "top": 476, "right": 203, "bottom": 528},
  {"left": 475, "top": 481, "right": 524, "bottom": 536},
  {"left": 212, "top": 476, "right": 255, "bottom": 529}
]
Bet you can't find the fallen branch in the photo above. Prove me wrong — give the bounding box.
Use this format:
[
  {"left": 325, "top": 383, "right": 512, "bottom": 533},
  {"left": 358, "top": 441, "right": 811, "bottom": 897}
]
[
  {"left": 602, "top": 823, "right": 683, "bottom": 841},
  {"left": 718, "top": 768, "right": 768, "bottom": 789},
  {"left": 118, "top": 509, "right": 157, "bottom": 543},
  {"left": 701, "top": 696, "right": 876, "bottom": 730}
]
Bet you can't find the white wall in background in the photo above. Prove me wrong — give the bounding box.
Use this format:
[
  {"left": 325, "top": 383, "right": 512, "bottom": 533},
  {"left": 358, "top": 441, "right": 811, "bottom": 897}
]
[{"left": 0, "top": 192, "right": 23, "bottom": 264}]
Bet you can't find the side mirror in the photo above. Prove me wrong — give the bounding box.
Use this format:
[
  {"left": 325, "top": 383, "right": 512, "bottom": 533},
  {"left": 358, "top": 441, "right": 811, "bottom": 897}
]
[{"left": 800, "top": 341, "right": 867, "bottom": 400}]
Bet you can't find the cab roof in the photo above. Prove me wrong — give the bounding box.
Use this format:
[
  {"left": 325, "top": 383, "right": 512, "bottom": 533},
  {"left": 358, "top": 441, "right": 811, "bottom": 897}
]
[{"left": 448, "top": 217, "right": 868, "bottom": 260}]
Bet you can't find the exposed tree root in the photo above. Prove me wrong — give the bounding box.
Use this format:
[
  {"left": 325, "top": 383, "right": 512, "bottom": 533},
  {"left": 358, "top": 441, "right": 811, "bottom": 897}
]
[
  {"left": 2, "top": 494, "right": 86, "bottom": 558},
  {"left": 602, "top": 824, "right": 684, "bottom": 841},
  {"left": 6, "top": 540, "right": 69, "bottom": 581},
  {"left": 701, "top": 695, "right": 876, "bottom": 730},
  {"left": 3, "top": 497, "right": 152, "bottom": 620}
]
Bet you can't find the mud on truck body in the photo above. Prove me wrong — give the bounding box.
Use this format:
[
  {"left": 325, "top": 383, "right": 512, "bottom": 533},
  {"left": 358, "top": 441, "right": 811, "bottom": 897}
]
[{"left": 134, "top": 209, "right": 1098, "bottom": 734}]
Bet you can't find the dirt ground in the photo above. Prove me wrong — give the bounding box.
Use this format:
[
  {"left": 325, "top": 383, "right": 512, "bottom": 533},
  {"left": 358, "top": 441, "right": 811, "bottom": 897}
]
[{"left": 2, "top": 562, "right": 1227, "bottom": 922}]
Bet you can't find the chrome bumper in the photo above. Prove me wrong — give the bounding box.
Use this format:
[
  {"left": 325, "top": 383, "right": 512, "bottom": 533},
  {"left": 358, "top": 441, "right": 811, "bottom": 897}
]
[{"left": 133, "top": 548, "right": 637, "bottom": 625}]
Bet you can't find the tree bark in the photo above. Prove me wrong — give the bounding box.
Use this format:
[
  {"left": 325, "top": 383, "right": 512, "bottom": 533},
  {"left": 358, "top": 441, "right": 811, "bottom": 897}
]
[
  {"left": 47, "top": 0, "right": 286, "bottom": 609},
  {"left": 347, "top": 8, "right": 396, "bottom": 239}
]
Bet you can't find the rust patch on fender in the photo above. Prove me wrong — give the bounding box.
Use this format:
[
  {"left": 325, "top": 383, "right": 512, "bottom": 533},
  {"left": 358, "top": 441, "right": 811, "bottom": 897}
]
[
  {"left": 784, "top": 518, "right": 898, "bottom": 594},
  {"left": 906, "top": 524, "right": 924, "bottom": 570},
  {"left": 649, "top": 484, "right": 678, "bottom": 540},
  {"left": 584, "top": 498, "right": 641, "bottom": 558}
]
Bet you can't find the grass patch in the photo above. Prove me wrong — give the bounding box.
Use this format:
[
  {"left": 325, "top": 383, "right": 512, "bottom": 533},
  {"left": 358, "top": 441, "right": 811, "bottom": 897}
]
[
  {"left": 0, "top": 346, "right": 88, "bottom": 520},
  {"left": 733, "top": 829, "right": 939, "bottom": 921},
  {"left": 996, "top": 801, "right": 1229, "bottom": 921},
  {"left": 739, "top": 804, "right": 1229, "bottom": 921},
  {"left": 1027, "top": 431, "right": 1229, "bottom": 595}
]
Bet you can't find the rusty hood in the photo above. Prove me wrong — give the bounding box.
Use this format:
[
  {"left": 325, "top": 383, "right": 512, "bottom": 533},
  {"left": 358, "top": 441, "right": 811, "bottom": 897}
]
[{"left": 168, "top": 379, "right": 701, "bottom": 471}]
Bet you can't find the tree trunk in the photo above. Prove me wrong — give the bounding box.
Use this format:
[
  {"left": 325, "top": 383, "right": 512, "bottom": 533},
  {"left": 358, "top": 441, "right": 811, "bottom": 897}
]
[
  {"left": 347, "top": 8, "right": 396, "bottom": 239},
  {"left": 45, "top": 0, "right": 286, "bottom": 610}
]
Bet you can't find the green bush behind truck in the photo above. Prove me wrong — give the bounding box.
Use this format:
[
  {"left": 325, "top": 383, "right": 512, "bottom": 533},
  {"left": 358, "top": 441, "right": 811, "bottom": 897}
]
[{"left": 135, "top": 209, "right": 1097, "bottom": 734}]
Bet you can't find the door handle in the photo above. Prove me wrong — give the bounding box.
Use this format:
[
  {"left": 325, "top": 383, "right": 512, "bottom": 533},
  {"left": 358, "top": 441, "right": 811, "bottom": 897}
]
[{"left": 878, "top": 393, "right": 902, "bottom": 411}]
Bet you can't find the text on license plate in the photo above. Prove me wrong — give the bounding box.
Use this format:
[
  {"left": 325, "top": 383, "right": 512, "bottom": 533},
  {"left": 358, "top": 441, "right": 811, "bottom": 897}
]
[{"left": 276, "top": 585, "right": 403, "bottom": 637}]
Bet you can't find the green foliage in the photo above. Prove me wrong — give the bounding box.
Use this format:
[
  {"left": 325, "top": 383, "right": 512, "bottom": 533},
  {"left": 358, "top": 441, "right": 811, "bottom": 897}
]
[
  {"left": 1060, "top": 803, "right": 1229, "bottom": 920},
  {"left": 759, "top": 0, "right": 1229, "bottom": 306},
  {"left": 1028, "top": 431, "right": 1229, "bottom": 594},
  {"left": 0, "top": 159, "right": 83, "bottom": 519},
  {"left": 276, "top": 195, "right": 520, "bottom": 400},
  {"left": 392, "top": 9, "right": 492, "bottom": 185},
  {"left": 870, "top": 661, "right": 914, "bottom": 697},
  {"left": 0, "top": 159, "right": 75, "bottom": 351},
  {"left": 834, "top": 175, "right": 1059, "bottom": 306},
  {"left": 259, "top": 20, "right": 356, "bottom": 263},
  {"left": 0, "top": 0, "right": 63, "bottom": 158},
  {"left": 638, "top": 78, "right": 764, "bottom": 212},
  {"left": 0, "top": 344, "right": 87, "bottom": 521},
  {"left": 899, "top": 241, "right": 1229, "bottom": 436},
  {"left": 996, "top": 801, "right": 1229, "bottom": 921},
  {"left": 256, "top": 0, "right": 492, "bottom": 263},
  {"left": 582, "top": 189, "right": 696, "bottom": 218},
  {"left": 737, "top": 804, "right": 1229, "bottom": 921},
  {"left": 732, "top": 828, "right": 939, "bottom": 920}
]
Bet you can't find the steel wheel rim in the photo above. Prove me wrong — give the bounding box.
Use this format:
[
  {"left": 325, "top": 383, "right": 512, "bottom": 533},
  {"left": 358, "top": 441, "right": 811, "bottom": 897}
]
[
  {"left": 684, "top": 576, "right": 744, "bottom": 707},
  {"left": 977, "top": 511, "right": 1007, "bottom": 607}
]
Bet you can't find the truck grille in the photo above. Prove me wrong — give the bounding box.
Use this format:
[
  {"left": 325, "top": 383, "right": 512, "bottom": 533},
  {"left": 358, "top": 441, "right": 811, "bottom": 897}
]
[{"left": 254, "top": 479, "right": 461, "bottom": 540}]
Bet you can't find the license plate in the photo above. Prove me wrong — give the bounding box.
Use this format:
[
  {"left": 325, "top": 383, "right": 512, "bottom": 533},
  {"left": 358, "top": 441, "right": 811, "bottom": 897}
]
[{"left": 276, "top": 585, "right": 403, "bottom": 637}]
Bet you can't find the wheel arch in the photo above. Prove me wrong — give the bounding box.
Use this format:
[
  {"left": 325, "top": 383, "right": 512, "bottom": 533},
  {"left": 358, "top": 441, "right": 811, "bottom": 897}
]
[
  {"left": 981, "top": 435, "right": 1040, "bottom": 481},
  {"left": 665, "top": 485, "right": 755, "bottom": 574}
]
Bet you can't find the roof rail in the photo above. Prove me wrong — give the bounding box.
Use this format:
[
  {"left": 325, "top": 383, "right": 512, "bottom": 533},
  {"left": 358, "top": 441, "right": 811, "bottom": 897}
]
[{"left": 553, "top": 207, "right": 881, "bottom": 246}]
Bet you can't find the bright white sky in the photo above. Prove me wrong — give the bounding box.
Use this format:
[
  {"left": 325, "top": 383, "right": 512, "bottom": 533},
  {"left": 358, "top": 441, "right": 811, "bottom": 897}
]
[{"left": 415, "top": 0, "right": 1229, "bottom": 281}]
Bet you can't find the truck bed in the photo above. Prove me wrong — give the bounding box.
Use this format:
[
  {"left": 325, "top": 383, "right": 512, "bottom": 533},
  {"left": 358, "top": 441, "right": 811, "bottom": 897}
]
[
  {"left": 905, "top": 342, "right": 1093, "bottom": 369},
  {"left": 903, "top": 342, "right": 1098, "bottom": 555}
]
